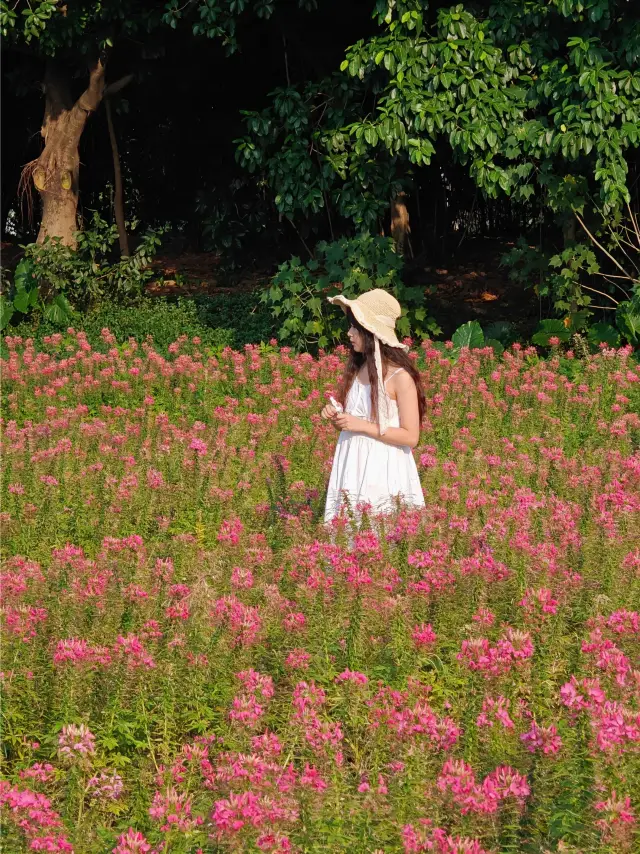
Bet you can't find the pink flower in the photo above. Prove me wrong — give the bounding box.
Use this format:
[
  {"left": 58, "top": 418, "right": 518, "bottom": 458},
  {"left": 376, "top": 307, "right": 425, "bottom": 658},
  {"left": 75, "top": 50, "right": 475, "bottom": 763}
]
[
  {"left": 217, "top": 517, "right": 244, "bottom": 546},
  {"left": 300, "top": 764, "right": 327, "bottom": 791},
  {"left": 412, "top": 623, "right": 437, "bottom": 648},
  {"left": 476, "top": 695, "right": 514, "bottom": 730},
  {"left": 231, "top": 566, "right": 254, "bottom": 588},
  {"left": 87, "top": 769, "right": 124, "bottom": 800},
  {"left": 519, "top": 587, "right": 559, "bottom": 618},
  {"left": 149, "top": 787, "right": 199, "bottom": 832},
  {"left": 595, "top": 790, "right": 636, "bottom": 826},
  {"left": 520, "top": 721, "right": 563, "bottom": 755},
  {"left": 335, "top": 669, "right": 368, "bottom": 685},
  {"left": 285, "top": 649, "right": 311, "bottom": 670},
  {"left": 189, "top": 437, "right": 208, "bottom": 456},
  {"left": 283, "top": 611, "right": 306, "bottom": 632},
  {"left": 472, "top": 608, "right": 495, "bottom": 626},
  {"left": 57, "top": 724, "right": 96, "bottom": 763},
  {"left": 19, "top": 763, "right": 56, "bottom": 783},
  {"left": 0, "top": 781, "right": 72, "bottom": 852},
  {"left": 114, "top": 634, "right": 155, "bottom": 669},
  {"left": 146, "top": 468, "right": 165, "bottom": 489},
  {"left": 113, "top": 828, "right": 152, "bottom": 854},
  {"left": 212, "top": 596, "right": 262, "bottom": 647},
  {"left": 402, "top": 823, "right": 492, "bottom": 853}
]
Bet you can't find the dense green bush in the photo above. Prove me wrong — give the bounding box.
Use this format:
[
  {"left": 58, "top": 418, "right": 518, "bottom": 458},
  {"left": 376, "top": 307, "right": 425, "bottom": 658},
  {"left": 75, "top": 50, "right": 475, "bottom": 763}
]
[
  {"left": 263, "top": 233, "right": 440, "bottom": 350},
  {"left": 3, "top": 292, "right": 275, "bottom": 357},
  {"left": 0, "top": 214, "right": 164, "bottom": 331}
]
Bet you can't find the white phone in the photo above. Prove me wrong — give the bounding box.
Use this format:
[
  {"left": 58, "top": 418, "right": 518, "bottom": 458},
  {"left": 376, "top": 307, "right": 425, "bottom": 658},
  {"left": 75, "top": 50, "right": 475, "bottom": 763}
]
[{"left": 329, "top": 396, "right": 343, "bottom": 413}]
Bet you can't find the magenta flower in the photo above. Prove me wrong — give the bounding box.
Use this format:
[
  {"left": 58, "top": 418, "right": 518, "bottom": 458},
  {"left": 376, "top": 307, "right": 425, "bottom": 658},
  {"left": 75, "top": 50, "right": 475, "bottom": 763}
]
[
  {"left": 57, "top": 724, "right": 96, "bottom": 763},
  {"left": 112, "top": 828, "right": 152, "bottom": 854}
]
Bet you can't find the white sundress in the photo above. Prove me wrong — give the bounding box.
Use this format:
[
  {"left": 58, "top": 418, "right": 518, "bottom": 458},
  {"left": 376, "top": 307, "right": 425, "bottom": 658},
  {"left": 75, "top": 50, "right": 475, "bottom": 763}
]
[{"left": 324, "top": 369, "right": 426, "bottom": 523}]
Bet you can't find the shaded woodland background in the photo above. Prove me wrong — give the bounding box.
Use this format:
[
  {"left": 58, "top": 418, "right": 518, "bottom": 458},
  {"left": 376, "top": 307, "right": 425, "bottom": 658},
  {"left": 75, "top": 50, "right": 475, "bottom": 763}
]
[{"left": 2, "top": 0, "right": 639, "bottom": 341}]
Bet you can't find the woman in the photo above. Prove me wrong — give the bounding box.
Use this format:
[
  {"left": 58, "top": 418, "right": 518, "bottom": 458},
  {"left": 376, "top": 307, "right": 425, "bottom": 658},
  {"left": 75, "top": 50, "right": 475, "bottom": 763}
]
[{"left": 321, "top": 289, "right": 426, "bottom": 523}]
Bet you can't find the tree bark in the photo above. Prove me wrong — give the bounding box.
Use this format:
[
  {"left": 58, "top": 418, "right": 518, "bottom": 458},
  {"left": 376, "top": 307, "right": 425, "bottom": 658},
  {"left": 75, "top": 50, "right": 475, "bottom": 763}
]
[
  {"left": 390, "top": 191, "right": 412, "bottom": 257},
  {"left": 31, "top": 59, "right": 106, "bottom": 248},
  {"left": 105, "top": 98, "right": 129, "bottom": 256}
]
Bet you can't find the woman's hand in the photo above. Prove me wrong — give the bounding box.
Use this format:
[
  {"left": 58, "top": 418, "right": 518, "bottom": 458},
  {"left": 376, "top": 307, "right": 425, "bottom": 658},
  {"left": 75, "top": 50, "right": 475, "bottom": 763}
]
[
  {"left": 333, "top": 412, "right": 360, "bottom": 432},
  {"left": 320, "top": 403, "right": 337, "bottom": 421}
]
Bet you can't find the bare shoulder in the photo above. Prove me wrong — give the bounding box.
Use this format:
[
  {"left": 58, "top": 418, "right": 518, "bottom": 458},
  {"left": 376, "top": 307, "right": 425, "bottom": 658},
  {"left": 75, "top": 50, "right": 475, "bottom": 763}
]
[
  {"left": 389, "top": 369, "right": 416, "bottom": 389},
  {"left": 387, "top": 368, "right": 417, "bottom": 400}
]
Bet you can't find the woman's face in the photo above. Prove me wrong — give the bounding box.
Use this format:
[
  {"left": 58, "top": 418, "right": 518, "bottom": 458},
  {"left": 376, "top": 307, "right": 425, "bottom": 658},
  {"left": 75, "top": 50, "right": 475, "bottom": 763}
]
[{"left": 348, "top": 325, "right": 365, "bottom": 353}]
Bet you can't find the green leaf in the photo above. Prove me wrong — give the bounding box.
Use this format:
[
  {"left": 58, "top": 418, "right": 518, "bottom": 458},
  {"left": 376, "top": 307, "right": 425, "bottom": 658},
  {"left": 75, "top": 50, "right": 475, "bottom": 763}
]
[
  {"left": 452, "top": 320, "right": 484, "bottom": 350},
  {"left": 483, "top": 320, "right": 514, "bottom": 343},
  {"left": 364, "top": 126, "right": 378, "bottom": 146},
  {"left": 13, "top": 258, "right": 35, "bottom": 291},
  {"left": 0, "top": 295, "right": 15, "bottom": 331},
  {"left": 616, "top": 296, "right": 640, "bottom": 345},
  {"left": 484, "top": 337, "right": 504, "bottom": 355},
  {"left": 13, "top": 288, "right": 31, "bottom": 313},
  {"left": 531, "top": 318, "right": 571, "bottom": 346},
  {"left": 586, "top": 322, "right": 620, "bottom": 348},
  {"left": 43, "top": 294, "right": 73, "bottom": 327}
]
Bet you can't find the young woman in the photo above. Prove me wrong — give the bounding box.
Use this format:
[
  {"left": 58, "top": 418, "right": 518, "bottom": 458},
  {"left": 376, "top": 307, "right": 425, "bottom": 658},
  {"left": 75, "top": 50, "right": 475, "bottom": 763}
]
[{"left": 321, "top": 289, "right": 426, "bottom": 523}]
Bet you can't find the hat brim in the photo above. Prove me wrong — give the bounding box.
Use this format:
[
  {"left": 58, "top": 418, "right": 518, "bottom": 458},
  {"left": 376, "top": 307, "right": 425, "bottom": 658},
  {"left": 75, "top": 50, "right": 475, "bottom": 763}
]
[{"left": 328, "top": 294, "right": 408, "bottom": 350}]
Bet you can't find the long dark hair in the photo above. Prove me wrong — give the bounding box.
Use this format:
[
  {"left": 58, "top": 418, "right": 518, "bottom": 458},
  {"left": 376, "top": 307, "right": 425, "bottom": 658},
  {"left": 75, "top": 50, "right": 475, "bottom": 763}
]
[{"left": 336, "top": 309, "right": 425, "bottom": 425}]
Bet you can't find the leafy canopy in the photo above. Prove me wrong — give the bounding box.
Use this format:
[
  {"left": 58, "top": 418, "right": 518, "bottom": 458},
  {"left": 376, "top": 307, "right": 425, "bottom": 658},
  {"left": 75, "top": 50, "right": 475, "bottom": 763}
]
[
  {"left": 238, "top": 0, "right": 640, "bottom": 226},
  {"left": 1, "top": 0, "right": 317, "bottom": 54}
]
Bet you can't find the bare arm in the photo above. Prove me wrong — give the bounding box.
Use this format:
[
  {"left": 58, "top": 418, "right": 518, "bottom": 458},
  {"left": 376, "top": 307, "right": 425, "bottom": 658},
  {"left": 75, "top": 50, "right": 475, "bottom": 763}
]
[{"left": 332, "top": 371, "right": 420, "bottom": 448}]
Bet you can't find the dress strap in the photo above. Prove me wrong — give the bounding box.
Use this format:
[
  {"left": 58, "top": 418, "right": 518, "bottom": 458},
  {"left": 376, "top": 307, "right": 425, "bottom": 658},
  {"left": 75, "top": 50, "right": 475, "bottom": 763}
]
[{"left": 384, "top": 368, "right": 405, "bottom": 386}]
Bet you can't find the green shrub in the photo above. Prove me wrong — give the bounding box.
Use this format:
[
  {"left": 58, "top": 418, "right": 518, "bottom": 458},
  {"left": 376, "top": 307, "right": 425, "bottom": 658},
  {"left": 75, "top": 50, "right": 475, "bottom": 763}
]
[
  {"left": 3, "top": 292, "right": 275, "bottom": 356},
  {"left": 263, "top": 234, "right": 440, "bottom": 350},
  {"left": 0, "top": 214, "right": 164, "bottom": 332}
]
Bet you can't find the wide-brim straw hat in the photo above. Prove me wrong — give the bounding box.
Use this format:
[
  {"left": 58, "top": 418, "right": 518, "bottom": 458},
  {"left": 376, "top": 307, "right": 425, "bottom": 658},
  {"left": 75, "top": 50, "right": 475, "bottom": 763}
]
[{"left": 327, "top": 289, "right": 408, "bottom": 351}]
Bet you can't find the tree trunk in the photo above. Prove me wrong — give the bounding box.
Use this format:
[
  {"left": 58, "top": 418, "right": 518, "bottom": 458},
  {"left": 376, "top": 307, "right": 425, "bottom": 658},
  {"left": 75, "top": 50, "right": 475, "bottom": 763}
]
[
  {"left": 31, "top": 59, "right": 106, "bottom": 248},
  {"left": 391, "top": 191, "right": 412, "bottom": 257},
  {"left": 105, "top": 98, "right": 129, "bottom": 256}
]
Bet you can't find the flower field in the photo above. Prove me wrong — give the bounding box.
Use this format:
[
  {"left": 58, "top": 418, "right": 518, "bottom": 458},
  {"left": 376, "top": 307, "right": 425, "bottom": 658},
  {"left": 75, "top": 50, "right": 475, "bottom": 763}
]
[{"left": 1, "top": 330, "right": 639, "bottom": 854}]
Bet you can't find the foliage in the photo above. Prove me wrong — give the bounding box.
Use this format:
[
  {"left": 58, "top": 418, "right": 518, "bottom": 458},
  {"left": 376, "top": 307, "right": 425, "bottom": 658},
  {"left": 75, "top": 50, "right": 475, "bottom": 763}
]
[
  {"left": 451, "top": 319, "right": 485, "bottom": 352},
  {"left": 0, "top": 214, "right": 163, "bottom": 331},
  {"left": 2, "top": 291, "right": 275, "bottom": 356},
  {"left": 1, "top": 0, "right": 317, "bottom": 56},
  {"left": 503, "top": 205, "right": 640, "bottom": 345},
  {"left": 616, "top": 294, "right": 640, "bottom": 347},
  {"left": 262, "top": 233, "right": 440, "bottom": 350},
  {"left": 531, "top": 318, "right": 573, "bottom": 347},
  {"left": 1, "top": 336, "right": 639, "bottom": 852},
  {"left": 236, "top": 76, "right": 404, "bottom": 233},
  {"left": 0, "top": 256, "right": 74, "bottom": 332},
  {"left": 427, "top": 319, "right": 505, "bottom": 359},
  {"left": 482, "top": 320, "right": 517, "bottom": 347},
  {"left": 196, "top": 177, "right": 271, "bottom": 266},
  {"left": 188, "top": 291, "right": 276, "bottom": 348},
  {"left": 240, "top": 1, "right": 640, "bottom": 235}
]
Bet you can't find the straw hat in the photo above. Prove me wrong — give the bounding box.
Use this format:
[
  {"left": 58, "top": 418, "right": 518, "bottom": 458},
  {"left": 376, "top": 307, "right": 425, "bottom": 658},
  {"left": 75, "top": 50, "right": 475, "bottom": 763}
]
[{"left": 327, "top": 289, "right": 408, "bottom": 351}]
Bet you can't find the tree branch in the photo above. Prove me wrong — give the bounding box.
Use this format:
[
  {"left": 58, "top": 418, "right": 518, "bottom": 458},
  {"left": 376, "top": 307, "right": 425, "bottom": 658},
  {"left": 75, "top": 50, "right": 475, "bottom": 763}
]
[
  {"left": 580, "top": 284, "right": 619, "bottom": 305},
  {"left": 627, "top": 203, "right": 640, "bottom": 245},
  {"left": 105, "top": 74, "right": 134, "bottom": 97},
  {"left": 591, "top": 272, "right": 631, "bottom": 300},
  {"left": 76, "top": 59, "right": 106, "bottom": 114},
  {"left": 574, "top": 210, "right": 634, "bottom": 280}
]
